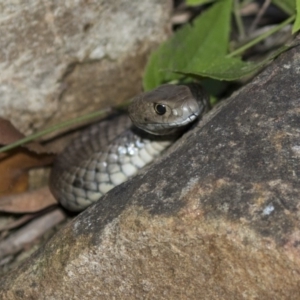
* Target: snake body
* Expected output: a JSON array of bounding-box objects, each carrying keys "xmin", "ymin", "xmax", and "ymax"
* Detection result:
[{"xmin": 50, "ymin": 84, "xmax": 209, "ymax": 211}]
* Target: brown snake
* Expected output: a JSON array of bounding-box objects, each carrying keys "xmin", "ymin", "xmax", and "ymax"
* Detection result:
[{"xmin": 49, "ymin": 84, "xmax": 209, "ymax": 211}]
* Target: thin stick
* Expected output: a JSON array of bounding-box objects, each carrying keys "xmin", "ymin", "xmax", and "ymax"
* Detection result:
[
  {"xmin": 0, "ymin": 108, "xmax": 111, "ymax": 154},
  {"xmin": 228, "ymin": 15, "xmax": 295, "ymax": 58},
  {"xmin": 234, "ymin": 0, "xmax": 245, "ymax": 40},
  {"xmin": 248, "ymin": 0, "xmax": 272, "ymax": 34}
]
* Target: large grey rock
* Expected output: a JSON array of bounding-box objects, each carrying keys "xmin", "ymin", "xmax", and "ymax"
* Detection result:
[
  {"xmin": 1, "ymin": 39, "xmax": 300, "ymax": 300},
  {"xmin": 0, "ymin": 0, "xmax": 172, "ymax": 135}
]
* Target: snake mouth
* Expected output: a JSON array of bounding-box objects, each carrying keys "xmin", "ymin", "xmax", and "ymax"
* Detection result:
[
  {"xmin": 168, "ymin": 112, "xmax": 199, "ymax": 127},
  {"xmin": 135, "ymin": 112, "xmax": 200, "ymax": 135}
]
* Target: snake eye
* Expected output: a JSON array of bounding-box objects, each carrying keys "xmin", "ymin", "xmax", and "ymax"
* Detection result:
[{"xmin": 154, "ymin": 103, "xmax": 166, "ymax": 115}]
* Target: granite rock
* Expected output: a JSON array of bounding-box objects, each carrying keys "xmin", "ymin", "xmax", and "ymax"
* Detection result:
[{"xmin": 0, "ymin": 0, "xmax": 172, "ymax": 135}]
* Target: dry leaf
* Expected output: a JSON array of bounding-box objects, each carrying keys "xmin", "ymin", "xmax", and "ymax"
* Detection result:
[
  {"xmin": 0, "ymin": 187, "xmax": 58, "ymax": 213},
  {"xmin": 0, "ymin": 150, "xmax": 54, "ymax": 196},
  {"xmin": 0, "ymin": 118, "xmax": 48, "ymax": 154},
  {"xmin": 0, "ymin": 118, "xmax": 25, "ymax": 144},
  {"xmin": 0, "ymin": 117, "xmax": 54, "ymax": 196}
]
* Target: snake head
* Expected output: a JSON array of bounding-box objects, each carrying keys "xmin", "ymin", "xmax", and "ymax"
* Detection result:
[{"xmin": 128, "ymin": 84, "xmax": 209, "ymax": 135}]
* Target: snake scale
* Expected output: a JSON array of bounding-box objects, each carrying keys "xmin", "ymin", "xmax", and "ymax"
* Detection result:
[{"xmin": 49, "ymin": 83, "xmax": 209, "ymax": 211}]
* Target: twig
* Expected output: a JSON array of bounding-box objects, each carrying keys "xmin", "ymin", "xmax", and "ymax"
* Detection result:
[
  {"xmin": 228, "ymin": 15, "xmax": 295, "ymax": 58},
  {"xmin": 0, "ymin": 208, "xmax": 66, "ymax": 259},
  {"xmin": 0, "ymin": 108, "xmax": 111, "ymax": 154},
  {"xmin": 234, "ymin": 0, "xmax": 245, "ymax": 40},
  {"xmin": 248, "ymin": 0, "xmax": 272, "ymax": 34}
]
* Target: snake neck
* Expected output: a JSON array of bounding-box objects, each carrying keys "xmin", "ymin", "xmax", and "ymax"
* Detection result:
[{"xmin": 131, "ymin": 123, "xmax": 182, "ymax": 142}]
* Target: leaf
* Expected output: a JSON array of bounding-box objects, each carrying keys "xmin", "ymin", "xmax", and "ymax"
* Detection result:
[
  {"xmin": 0, "ymin": 150, "xmax": 53, "ymax": 197},
  {"xmin": 0, "ymin": 118, "xmax": 48, "ymax": 154},
  {"xmin": 175, "ymin": 57, "xmax": 256, "ymax": 81},
  {"xmin": 0, "ymin": 118, "xmax": 54, "ymax": 197},
  {"xmin": 143, "ymin": 0, "xmax": 233, "ymax": 90},
  {"xmin": 176, "ymin": 45, "xmax": 291, "ymax": 81},
  {"xmin": 144, "ymin": 0, "xmax": 293, "ymax": 88},
  {"xmin": 186, "ymin": 0, "xmax": 215, "ymax": 6},
  {"xmin": 0, "ymin": 187, "xmax": 57, "ymax": 213},
  {"xmin": 271, "ymin": 0, "xmax": 296, "ymax": 16}
]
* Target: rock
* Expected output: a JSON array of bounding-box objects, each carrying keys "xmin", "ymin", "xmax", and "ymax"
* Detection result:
[
  {"xmin": 0, "ymin": 0, "xmax": 172, "ymax": 135},
  {"xmin": 1, "ymin": 37, "xmax": 300, "ymax": 300}
]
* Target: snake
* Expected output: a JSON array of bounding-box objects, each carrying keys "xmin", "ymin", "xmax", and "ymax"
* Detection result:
[{"xmin": 49, "ymin": 83, "xmax": 209, "ymax": 211}]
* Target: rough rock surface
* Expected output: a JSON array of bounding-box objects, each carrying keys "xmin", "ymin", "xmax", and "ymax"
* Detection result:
[
  {"xmin": 1, "ymin": 39, "xmax": 300, "ymax": 300},
  {"xmin": 0, "ymin": 0, "xmax": 172, "ymax": 135}
]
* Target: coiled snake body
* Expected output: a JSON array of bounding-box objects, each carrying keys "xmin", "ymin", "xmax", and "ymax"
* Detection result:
[{"xmin": 50, "ymin": 84, "xmax": 209, "ymax": 211}]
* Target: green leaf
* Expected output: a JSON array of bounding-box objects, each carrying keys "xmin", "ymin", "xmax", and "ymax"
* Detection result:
[
  {"xmin": 292, "ymin": 0, "xmax": 300, "ymax": 33},
  {"xmin": 271, "ymin": 0, "xmax": 295, "ymax": 15},
  {"xmin": 143, "ymin": 0, "xmax": 233, "ymax": 90},
  {"xmin": 143, "ymin": 0, "xmax": 293, "ymax": 90},
  {"xmin": 178, "ymin": 46, "xmax": 290, "ymax": 81},
  {"xmin": 175, "ymin": 57, "xmax": 255, "ymax": 81},
  {"xmin": 175, "ymin": 45, "xmax": 291, "ymax": 81},
  {"xmin": 186, "ymin": 0, "xmax": 215, "ymax": 6}
]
